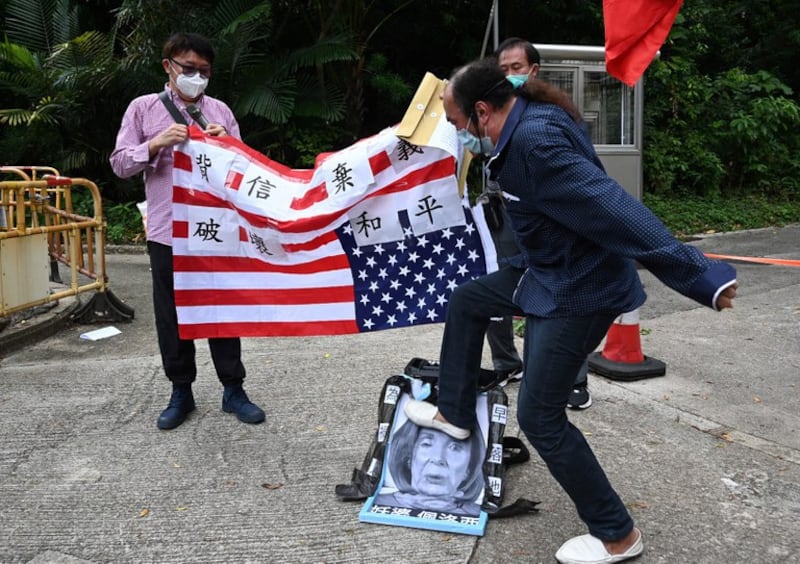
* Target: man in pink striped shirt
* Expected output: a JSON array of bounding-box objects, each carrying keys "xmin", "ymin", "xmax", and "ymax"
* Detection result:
[{"xmin": 110, "ymin": 32, "xmax": 265, "ymax": 430}]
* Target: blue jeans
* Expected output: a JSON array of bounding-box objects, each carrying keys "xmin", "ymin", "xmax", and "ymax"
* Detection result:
[
  {"xmin": 518, "ymin": 314, "xmax": 633, "ymax": 541},
  {"xmin": 486, "ymin": 316, "xmax": 590, "ymax": 387},
  {"xmin": 436, "ymin": 267, "xmax": 632, "ymax": 541},
  {"xmin": 437, "ymin": 266, "xmax": 524, "ymax": 427}
]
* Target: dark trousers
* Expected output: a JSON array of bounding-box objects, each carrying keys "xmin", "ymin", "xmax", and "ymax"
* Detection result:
[
  {"xmin": 436, "ymin": 266, "xmax": 632, "ymax": 541},
  {"xmin": 485, "ymin": 202, "xmax": 525, "ymax": 373},
  {"xmin": 437, "ymin": 266, "xmax": 526, "ymax": 426},
  {"xmin": 148, "ymin": 242, "xmax": 246, "ymax": 387},
  {"xmin": 517, "ymin": 314, "xmax": 631, "ymax": 541},
  {"xmin": 485, "ymin": 315, "xmax": 523, "ymax": 372},
  {"xmin": 484, "ymin": 282, "xmax": 589, "ymax": 386}
]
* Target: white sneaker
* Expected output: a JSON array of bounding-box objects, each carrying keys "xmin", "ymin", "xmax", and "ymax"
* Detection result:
[
  {"xmin": 555, "ymin": 529, "xmax": 643, "ymax": 564},
  {"xmin": 403, "ymin": 399, "xmax": 471, "ymax": 440}
]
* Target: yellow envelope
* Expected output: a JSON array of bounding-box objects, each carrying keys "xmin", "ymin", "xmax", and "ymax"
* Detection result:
[{"xmin": 397, "ymin": 72, "xmax": 471, "ymax": 197}]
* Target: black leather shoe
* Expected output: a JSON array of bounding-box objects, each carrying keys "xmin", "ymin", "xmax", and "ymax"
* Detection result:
[
  {"xmin": 222, "ymin": 385, "xmax": 265, "ymax": 424},
  {"xmin": 157, "ymin": 386, "xmax": 196, "ymax": 430}
]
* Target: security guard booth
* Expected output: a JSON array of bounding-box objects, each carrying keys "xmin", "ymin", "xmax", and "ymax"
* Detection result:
[{"xmin": 534, "ymin": 44, "xmax": 644, "ymax": 200}]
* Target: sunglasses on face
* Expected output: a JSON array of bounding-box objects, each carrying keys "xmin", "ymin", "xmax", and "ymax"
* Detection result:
[{"xmin": 169, "ymin": 58, "xmax": 211, "ymax": 78}]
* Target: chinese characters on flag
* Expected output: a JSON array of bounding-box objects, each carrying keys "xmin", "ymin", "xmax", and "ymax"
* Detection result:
[{"xmin": 171, "ymin": 126, "xmax": 492, "ymax": 339}]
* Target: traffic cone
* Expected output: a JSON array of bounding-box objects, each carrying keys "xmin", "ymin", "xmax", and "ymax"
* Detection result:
[{"xmin": 588, "ymin": 308, "xmax": 666, "ymax": 381}]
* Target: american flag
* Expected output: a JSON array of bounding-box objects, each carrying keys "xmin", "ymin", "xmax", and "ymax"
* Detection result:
[{"xmin": 172, "ymin": 126, "xmax": 493, "ymax": 339}]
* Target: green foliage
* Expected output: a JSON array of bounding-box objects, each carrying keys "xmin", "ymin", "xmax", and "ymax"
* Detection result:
[
  {"xmin": 258, "ymin": 122, "xmax": 355, "ymax": 169},
  {"xmin": 644, "ymin": 65, "xmax": 800, "ymax": 198},
  {"xmin": 643, "ymin": 6, "xmax": 800, "ymax": 201},
  {"xmin": 644, "ymin": 192, "xmax": 800, "ymax": 239},
  {"xmin": 111, "ymin": 0, "xmax": 358, "ymax": 129},
  {"xmin": 717, "ymin": 72, "xmax": 800, "ymax": 197},
  {"xmin": 512, "ymin": 316, "xmax": 525, "ymax": 339},
  {"xmin": 1, "ymin": 0, "xmax": 799, "ymax": 246},
  {"xmin": 364, "ymin": 53, "xmax": 413, "ymax": 106},
  {"xmin": 0, "ymin": 0, "xmax": 136, "ymax": 199},
  {"xmin": 644, "ymin": 127, "xmax": 725, "ymax": 197},
  {"xmin": 103, "ymin": 200, "xmax": 144, "ymax": 244},
  {"xmin": 68, "ymin": 191, "xmax": 144, "ymax": 244},
  {"xmin": 4, "ymin": 0, "xmax": 80, "ymax": 53}
]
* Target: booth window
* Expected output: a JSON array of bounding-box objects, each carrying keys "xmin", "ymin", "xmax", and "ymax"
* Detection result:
[
  {"xmin": 539, "ymin": 66, "xmax": 635, "ymax": 147},
  {"xmin": 534, "ymin": 44, "xmax": 644, "ymax": 199},
  {"xmin": 585, "ymin": 71, "xmax": 635, "ymax": 146}
]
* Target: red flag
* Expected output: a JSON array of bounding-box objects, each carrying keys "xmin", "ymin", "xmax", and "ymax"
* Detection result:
[{"xmin": 603, "ymin": 0, "xmax": 683, "ymax": 86}]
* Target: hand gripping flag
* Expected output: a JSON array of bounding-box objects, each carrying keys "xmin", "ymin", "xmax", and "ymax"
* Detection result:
[
  {"xmin": 603, "ymin": 0, "xmax": 683, "ymax": 86},
  {"xmin": 171, "ymin": 126, "xmax": 494, "ymax": 339}
]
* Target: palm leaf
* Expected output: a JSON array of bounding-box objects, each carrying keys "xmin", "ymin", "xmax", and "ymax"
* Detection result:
[
  {"xmin": 0, "ymin": 39, "xmax": 39, "ymax": 70},
  {"xmin": 49, "ymin": 31, "xmax": 114, "ymax": 69},
  {"xmin": 0, "ymin": 39, "xmax": 50, "ymax": 103},
  {"xmin": 51, "ymin": 0, "xmax": 80, "ymax": 44},
  {"xmin": 283, "ymin": 36, "xmax": 359, "ymax": 72},
  {"xmin": 0, "ymin": 107, "xmax": 35, "ymax": 126},
  {"xmin": 215, "ymin": 0, "xmax": 273, "ymax": 37},
  {"xmin": 234, "ymin": 77, "xmax": 297, "ymax": 123},
  {"xmin": 5, "ymin": 0, "xmax": 78, "ymax": 54},
  {"xmin": 0, "ymin": 98, "xmax": 61, "ymax": 125},
  {"xmin": 293, "ymin": 74, "xmax": 348, "ymax": 122},
  {"xmin": 5, "ymin": 0, "xmax": 54, "ymax": 53},
  {"xmin": 58, "ymin": 149, "xmax": 88, "ymax": 172}
]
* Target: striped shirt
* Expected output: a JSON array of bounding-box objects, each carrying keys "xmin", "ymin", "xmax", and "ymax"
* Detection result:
[{"xmin": 109, "ymin": 84, "xmax": 241, "ymax": 246}]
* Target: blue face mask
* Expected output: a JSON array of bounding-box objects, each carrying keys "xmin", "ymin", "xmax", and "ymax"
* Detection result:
[
  {"xmin": 506, "ymin": 74, "xmax": 528, "ymax": 89},
  {"xmin": 457, "ymin": 118, "xmax": 495, "ymax": 156},
  {"xmin": 457, "ymin": 128, "xmax": 483, "ymax": 154}
]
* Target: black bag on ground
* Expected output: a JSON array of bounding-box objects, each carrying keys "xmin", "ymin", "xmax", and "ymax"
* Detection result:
[{"xmin": 334, "ymin": 359, "xmax": 539, "ymax": 519}]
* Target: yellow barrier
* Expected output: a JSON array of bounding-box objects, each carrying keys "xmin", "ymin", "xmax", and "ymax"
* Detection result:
[{"xmin": 0, "ymin": 166, "xmax": 134, "ymax": 323}]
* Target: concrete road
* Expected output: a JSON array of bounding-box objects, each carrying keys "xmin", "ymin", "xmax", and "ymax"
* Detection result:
[{"xmin": 1, "ymin": 225, "xmax": 798, "ymax": 563}]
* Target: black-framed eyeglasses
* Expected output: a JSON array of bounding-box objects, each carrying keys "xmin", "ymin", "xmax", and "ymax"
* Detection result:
[{"xmin": 169, "ymin": 58, "xmax": 211, "ymax": 78}]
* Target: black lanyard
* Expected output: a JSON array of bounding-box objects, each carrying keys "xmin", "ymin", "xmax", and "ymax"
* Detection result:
[{"xmin": 158, "ymin": 91, "xmax": 187, "ymax": 125}]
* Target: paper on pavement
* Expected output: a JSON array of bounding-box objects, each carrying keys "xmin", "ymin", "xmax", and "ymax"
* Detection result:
[{"xmin": 80, "ymin": 326, "xmax": 122, "ymax": 341}]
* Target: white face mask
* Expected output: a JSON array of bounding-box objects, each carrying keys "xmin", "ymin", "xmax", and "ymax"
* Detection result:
[{"xmin": 175, "ymin": 72, "xmax": 208, "ymax": 99}]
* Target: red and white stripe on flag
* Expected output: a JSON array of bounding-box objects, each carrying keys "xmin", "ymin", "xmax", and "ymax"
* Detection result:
[
  {"xmin": 172, "ymin": 127, "xmax": 491, "ymax": 339},
  {"xmin": 603, "ymin": 0, "xmax": 683, "ymax": 86}
]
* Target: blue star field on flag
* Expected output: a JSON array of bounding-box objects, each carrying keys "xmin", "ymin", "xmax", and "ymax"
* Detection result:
[{"xmin": 337, "ymin": 207, "xmax": 487, "ymax": 332}]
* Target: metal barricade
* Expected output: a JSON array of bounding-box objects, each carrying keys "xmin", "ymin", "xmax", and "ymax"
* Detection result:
[
  {"xmin": 2, "ymin": 165, "xmax": 64, "ymax": 283},
  {"xmin": 0, "ymin": 166, "xmax": 134, "ymax": 323}
]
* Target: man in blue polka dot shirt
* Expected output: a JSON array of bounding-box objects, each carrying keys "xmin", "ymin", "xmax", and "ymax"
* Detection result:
[
  {"xmin": 406, "ymin": 57, "xmax": 737, "ymax": 564},
  {"xmin": 484, "ymin": 37, "xmax": 593, "ymax": 411}
]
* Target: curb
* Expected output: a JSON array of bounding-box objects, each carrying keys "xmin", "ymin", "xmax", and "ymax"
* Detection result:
[
  {"xmin": 106, "ymin": 244, "xmax": 147, "ymax": 255},
  {"xmin": 0, "ymin": 248, "xmax": 144, "ymax": 358},
  {"xmin": 0, "ymin": 294, "xmax": 81, "ymax": 358}
]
